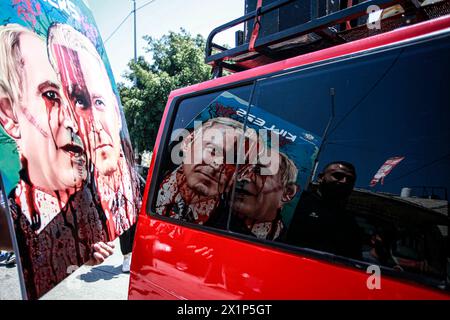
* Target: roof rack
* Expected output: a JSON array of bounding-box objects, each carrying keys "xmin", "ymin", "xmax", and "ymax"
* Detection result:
[{"xmin": 205, "ymin": 0, "xmax": 450, "ymax": 77}]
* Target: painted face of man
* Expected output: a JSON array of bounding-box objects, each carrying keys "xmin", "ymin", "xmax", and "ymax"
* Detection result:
[
  {"xmin": 77, "ymin": 50, "xmax": 121, "ymax": 176},
  {"xmin": 50, "ymin": 42, "xmax": 122, "ymax": 177},
  {"xmin": 14, "ymin": 33, "xmax": 86, "ymax": 191},
  {"xmin": 232, "ymin": 154, "xmax": 285, "ymax": 223},
  {"xmin": 182, "ymin": 123, "xmax": 239, "ymax": 197}
]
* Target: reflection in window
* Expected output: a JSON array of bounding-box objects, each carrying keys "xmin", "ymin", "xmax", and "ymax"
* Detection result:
[
  {"xmin": 282, "ymin": 33, "xmax": 449, "ymax": 287},
  {"xmin": 153, "ymin": 86, "xmax": 253, "ymax": 225},
  {"xmin": 154, "ymin": 90, "xmax": 322, "ymax": 240}
]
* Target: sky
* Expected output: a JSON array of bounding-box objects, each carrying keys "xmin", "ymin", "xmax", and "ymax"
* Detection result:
[{"xmin": 88, "ymin": 0, "xmax": 245, "ymax": 84}]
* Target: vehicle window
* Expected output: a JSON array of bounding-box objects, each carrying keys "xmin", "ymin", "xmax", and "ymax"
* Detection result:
[
  {"xmin": 150, "ymin": 85, "xmax": 254, "ymax": 224},
  {"xmin": 281, "ymin": 35, "xmax": 449, "ymax": 288},
  {"xmin": 151, "ymin": 74, "xmax": 326, "ymax": 230}
]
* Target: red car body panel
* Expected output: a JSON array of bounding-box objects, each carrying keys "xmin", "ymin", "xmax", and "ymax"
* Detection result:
[{"xmin": 129, "ymin": 15, "xmax": 450, "ymax": 300}]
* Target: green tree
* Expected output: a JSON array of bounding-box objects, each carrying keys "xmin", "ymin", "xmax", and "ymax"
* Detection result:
[{"xmin": 119, "ymin": 28, "xmax": 212, "ymax": 153}]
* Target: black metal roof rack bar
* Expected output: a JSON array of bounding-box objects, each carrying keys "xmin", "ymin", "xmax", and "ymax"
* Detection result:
[
  {"xmin": 205, "ymin": 0, "xmax": 297, "ymax": 59},
  {"xmin": 205, "ymin": 0, "xmax": 422, "ymax": 71},
  {"xmin": 252, "ymin": 0, "xmax": 406, "ymax": 48}
]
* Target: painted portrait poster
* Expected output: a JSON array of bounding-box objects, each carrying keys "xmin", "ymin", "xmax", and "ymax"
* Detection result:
[
  {"xmin": 0, "ymin": 0, "xmax": 140, "ymax": 299},
  {"xmin": 155, "ymin": 91, "xmax": 321, "ymax": 241}
]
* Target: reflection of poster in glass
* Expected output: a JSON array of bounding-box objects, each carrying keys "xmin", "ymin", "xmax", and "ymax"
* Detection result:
[
  {"xmin": 0, "ymin": 0, "xmax": 140, "ymax": 299},
  {"xmin": 156, "ymin": 91, "xmax": 321, "ymax": 241}
]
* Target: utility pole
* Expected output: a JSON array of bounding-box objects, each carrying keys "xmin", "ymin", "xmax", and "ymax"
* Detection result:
[
  {"xmin": 133, "ymin": 0, "xmax": 137, "ymax": 64},
  {"xmin": 133, "ymin": 0, "xmax": 138, "ymax": 86},
  {"xmin": 133, "ymin": 0, "xmax": 138, "ymax": 156}
]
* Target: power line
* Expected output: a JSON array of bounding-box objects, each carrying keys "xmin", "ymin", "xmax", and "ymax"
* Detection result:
[
  {"xmin": 104, "ymin": 11, "xmax": 132, "ymax": 43},
  {"xmin": 104, "ymin": 0, "xmax": 157, "ymax": 44},
  {"xmin": 137, "ymin": 0, "xmax": 157, "ymax": 11}
]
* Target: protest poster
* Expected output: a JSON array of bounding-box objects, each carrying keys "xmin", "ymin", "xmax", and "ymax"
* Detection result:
[{"xmin": 0, "ymin": 0, "xmax": 140, "ymax": 299}]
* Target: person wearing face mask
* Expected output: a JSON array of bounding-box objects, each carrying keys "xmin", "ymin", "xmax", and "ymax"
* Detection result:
[{"xmin": 286, "ymin": 161, "xmax": 362, "ymax": 260}]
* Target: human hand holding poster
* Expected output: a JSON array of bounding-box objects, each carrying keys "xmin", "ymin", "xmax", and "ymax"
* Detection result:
[
  {"xmin": 0, "ymin": 0, "xmax": 140, "ymax": 299},
  {"xmin": 156, "ymin": 91, "xmax": 321, "ymax": 241}
]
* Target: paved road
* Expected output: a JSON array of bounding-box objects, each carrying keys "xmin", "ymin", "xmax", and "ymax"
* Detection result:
[
  {"xmin": 0, "ymin": 238, "xmax": 129, "ymax": 300},
  {"xmin": 0, "ymin": 257, "xmax": 21, "ymax": 300}
]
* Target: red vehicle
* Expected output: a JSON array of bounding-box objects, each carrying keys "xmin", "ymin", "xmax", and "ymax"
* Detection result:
[{"xmin": 129, "ymin": 0, "xmax": 450, "ymax": 299}]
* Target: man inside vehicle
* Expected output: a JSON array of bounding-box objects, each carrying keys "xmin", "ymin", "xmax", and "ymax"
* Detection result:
[{"xmin": 286, "ymin": 161, "xmax": 362, "ymax": 259}]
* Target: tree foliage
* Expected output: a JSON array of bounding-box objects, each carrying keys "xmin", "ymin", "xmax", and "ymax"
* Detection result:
[{"xmin": 119, "ymin": 28, "xmax": 212, "ymax": 153}]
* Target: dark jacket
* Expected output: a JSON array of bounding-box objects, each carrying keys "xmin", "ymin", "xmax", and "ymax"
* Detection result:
[{"xmin": 286, "ymin": 189, "xmax": 362, "ymax": 260}]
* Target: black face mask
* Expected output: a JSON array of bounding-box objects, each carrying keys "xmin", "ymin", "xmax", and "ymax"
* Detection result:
[{"xmin": 319, "ymin": 182, "xmax": 353, "ymax": 202}]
